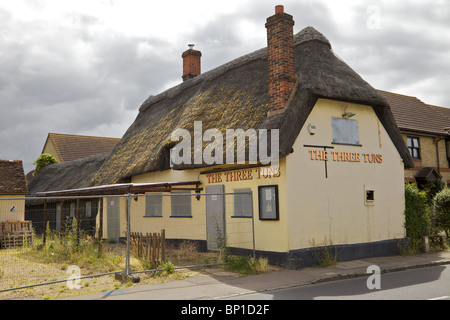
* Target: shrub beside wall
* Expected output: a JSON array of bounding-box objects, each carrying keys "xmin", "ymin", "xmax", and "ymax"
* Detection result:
[
  {"xmin": 404, "ymin": 183, "xmax": 430, "ymax": 240},
  {"xmin": 433, "ymin": 188, "xmax": 450, "ymax": 238}
]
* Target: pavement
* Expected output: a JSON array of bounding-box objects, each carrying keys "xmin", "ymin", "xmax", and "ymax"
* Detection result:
[{"xmin": 63, "ymin": 250, "xmax": 450, "ymax": 300}]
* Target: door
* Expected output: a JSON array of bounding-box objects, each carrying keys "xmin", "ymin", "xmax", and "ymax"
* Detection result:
[
  {"xmin": 206, "ymin": 185, "xmax": 225, "ymax": 251},
  {"xmin": 106, "ymin": 197, "xmax": 120, "ymax": 243}
]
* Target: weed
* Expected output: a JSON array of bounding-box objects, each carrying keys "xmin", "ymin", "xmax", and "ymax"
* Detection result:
[
  {"xmin": 310, "ymin": 238, "xmax": 339, "ymax": 267},
  {"xmin": 225, "ymin": 256, "xmax": 269, "ymax": 275}
]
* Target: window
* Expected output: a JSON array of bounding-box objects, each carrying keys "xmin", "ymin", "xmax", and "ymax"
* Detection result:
[
  {"xmin": 364, "ymin": 185, "xmax": 375, "ymax": 206},
  {"xmin": 258, "ymin": 185, "xmax": 279, "ymax": 220},
  {"xmin": 331, "ymin": 118, "xmax": 361, "ymax": 146},
  {"xmin": 171, "ymin": 192, "xmax": 192, "ymax": 217},
  {"xmin": 70, "ymin": 202, "xmax": 75, "ymax": 218},
  {"xmin": 233, "ymin": 189, "xmax": 253, "ymax": 218},
  {"xmin": 407, "ymin": 137, "xmax": 420, "ymax": 159},
  {"xmin": 145, "ymin": 194, "xmax": 163, "ymax": 217},
  {"xmin": 85, "ymin": 202, "xmax": 92, "ymax": 218}
]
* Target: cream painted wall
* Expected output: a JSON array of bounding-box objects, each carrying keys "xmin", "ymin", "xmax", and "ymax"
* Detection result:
[
  {"xmin": 131, "ymin": 162, "xmax": 289, "ymax": 253},
  {"xmin": 0, "ymin": 195, "xmax": 25, "ymax": 222},
  {"xmin": 123, "ymin": 98, "xmax": 405, "ymax": 254},
  {"xmin": 285, "ymin": 99, "xmax": 406, "ymax": 251}
]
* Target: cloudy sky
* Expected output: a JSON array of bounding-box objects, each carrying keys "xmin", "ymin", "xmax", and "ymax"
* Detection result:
[{"xmin": 1, "ymin": 0, "xmax": 449, "ymax": 173}]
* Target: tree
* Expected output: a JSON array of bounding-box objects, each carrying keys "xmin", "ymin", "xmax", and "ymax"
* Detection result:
[{"xmin": 33, "ymin": 153, "xmax": 58, "ymax": 175}]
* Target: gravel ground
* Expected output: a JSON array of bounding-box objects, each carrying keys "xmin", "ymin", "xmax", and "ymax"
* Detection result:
[{"xmin": 0, "ymin": 244, "xmax": 220, "ymax": 300}]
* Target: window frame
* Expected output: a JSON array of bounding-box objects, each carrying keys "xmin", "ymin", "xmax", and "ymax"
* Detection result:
[
  {"xmin": 233, "ymin": 188, "xmax": 253, "ymax": 218},
  {"xmin": 331, "ymin": 117, "xmax": 362, "ymax": 146},
  {"xmin": 145, "ymin": 193, "xmax": 163, "ymax": 217},
  {"xmin": 258, "ymin": 185, "xmax": 279, "ymax": 221},
  {"xmin": 170, "ymin": 191, "xmax": 192, "ymax": 218},
  {"xmin": 407, "ymin": 136, "xmax": 421, "ymax": 159},
  {"xmin": 85, "ymin": 201, "xmax": 92, "ymax": 218}
]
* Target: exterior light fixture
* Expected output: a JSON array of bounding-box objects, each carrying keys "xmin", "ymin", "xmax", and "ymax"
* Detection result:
[{"xmin": 342, "ymin": 105, "xmax": 356, "ymax": 119}]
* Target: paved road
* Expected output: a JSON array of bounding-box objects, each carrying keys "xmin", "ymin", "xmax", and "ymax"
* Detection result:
[{"xmin": 222, "ymin": 265, "xmax": 450, "ymax": 300}]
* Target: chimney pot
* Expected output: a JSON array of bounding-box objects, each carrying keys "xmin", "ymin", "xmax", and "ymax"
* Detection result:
[{"xmin": 275, "ymin": 5, "xmax": 284, "ymax": 14}]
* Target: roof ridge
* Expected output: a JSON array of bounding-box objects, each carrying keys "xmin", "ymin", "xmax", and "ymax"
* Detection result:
[
  {"xmin": 49, "ymin": 132, "xmax": 120, "ymax": 140},
  {"xmin": 139, "ymin": 26, "xmax": 331, "ymax": 113},
  {"xmin": 377, "ymin": 89, "xmax": 422, "ymax": 101}
]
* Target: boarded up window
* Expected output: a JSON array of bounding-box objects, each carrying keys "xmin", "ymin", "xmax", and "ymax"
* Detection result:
[
  {"xmin": 233, "ymin": 189, "xmax": 253, "ymax": 217},
  {"xmin": 145, "ymin": 193, "xmax": 163, "ymax": 217},
  {"xmin": 171, "ymin": 192, "xmax": 192, "ymax": 217},
  {"xmin": 332, "ymin": 118, "xmax": 360, "ymax": 145}
]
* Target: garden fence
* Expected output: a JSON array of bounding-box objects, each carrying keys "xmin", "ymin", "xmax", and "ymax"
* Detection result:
[{"xmin": 0, "ymin": 191, "xmax": 255, "ymax": 298}]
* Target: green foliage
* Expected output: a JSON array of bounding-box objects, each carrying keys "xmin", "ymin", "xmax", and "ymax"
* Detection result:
[
  {"xmin": 224, "ymin": 256, "xmax": 269, "ymax": 275},
  {"xmin": 155, "ymin": 261, "xmax": 176, "ymax": 276},
  {"xmin": 309, "ymin": 238, "xmax": 339, "ymax": 267},
  {"xmin": 215, "ymin": 222, "xmax": 230, "ymax": 263},
  {"xmin": 161, "ymin": 261, "xmax": 175, "ymax": 274},
  {"xmin": 420, "ymin": 179, "xmax": 445, "ymax": 206},
  {"xmin": 404, "ymin": 183, "xmax": 431, "ymax": 239},
  {"xmin": 33, "ymin": 153, "xmax": 58, "ymax": 175},
  {"xmin": 433, "ymin": 188, "xmax": 450, "ymax": 237}
]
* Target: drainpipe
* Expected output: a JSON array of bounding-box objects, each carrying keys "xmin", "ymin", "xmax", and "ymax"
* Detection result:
[{"xmin": 435, "ymin": 136, "xmax": 442, "ymax": 174}]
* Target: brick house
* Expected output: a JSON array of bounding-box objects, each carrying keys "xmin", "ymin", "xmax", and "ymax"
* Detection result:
[
  {"xmin": 0, "ymin": 160, "xmax": 27, "ymax": 222},
  {"xmin": 380, "ymin": 91, "xmax": 450, "ymax": 186}
]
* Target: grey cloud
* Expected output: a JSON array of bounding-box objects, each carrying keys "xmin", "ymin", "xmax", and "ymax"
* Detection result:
[{"xmin": 1, "ymin": 1, "xmax": 449, "ymax": 174}]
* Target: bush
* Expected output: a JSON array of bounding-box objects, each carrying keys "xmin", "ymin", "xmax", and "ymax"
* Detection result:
[
  {"xmin": 404, "ymin": 183, "xmax": 430, "ymax": 239},
  {"xmin": 33, "ymin": 153, "xmax": 58, "ymax": 175},
  {"xmin": 420, "ymin": 179, "xmax": 445, "ymax": 206},
  {"xmin": 433, "ymin": 188, "xmax": 450, "ymax": 237}
]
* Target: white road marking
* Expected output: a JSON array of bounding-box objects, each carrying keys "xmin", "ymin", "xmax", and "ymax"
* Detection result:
[{"xmin": 428, "ymin": 296, "xmax": 450, "ymax": 300}]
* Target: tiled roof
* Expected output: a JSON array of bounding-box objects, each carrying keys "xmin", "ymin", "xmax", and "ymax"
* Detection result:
[
  {"xmin": 0, "ymin": 160, "xmax": 27, "ymax": 195},
  {"xmin": 379, "ymin": 90, "xmax": 450, "ymax": 136},
  {"xmin": 45, "ymin": 133, "xmax": 120, "ymax": 163}
]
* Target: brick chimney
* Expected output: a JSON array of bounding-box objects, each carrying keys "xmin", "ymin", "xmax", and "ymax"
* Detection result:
[
  {"xmin": 182, "ymin": 44, "xmax": 202, "ymax": 82},
  {"xmin": 265, "ymin": 5, "xmax": 296, "ymax": 116}
]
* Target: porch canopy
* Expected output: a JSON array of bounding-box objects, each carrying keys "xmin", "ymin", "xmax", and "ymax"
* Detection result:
[{"xmin": 35, "ymin": 181, "xmax": 202, "ymax": 198}]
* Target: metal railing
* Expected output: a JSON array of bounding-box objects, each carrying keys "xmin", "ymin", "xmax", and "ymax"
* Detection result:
[{"xmin": 0, "ymin": 191, "xmax": 255, "ymax": 298}]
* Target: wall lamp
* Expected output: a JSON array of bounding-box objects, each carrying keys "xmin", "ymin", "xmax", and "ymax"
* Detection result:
[{"xmin": 342, "ymin": 105, "xmax": 356, "ymax": 119}]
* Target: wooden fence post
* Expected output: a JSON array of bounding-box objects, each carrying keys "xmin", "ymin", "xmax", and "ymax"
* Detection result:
[{"xmin": 161, "ymin": 229, "xmax": 165, "ymax": 262}]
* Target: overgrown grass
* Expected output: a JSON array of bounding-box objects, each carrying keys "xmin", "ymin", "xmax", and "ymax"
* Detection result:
[
  {"xmin": 224, "ymin": 256, "xmax": 269, "ymax": 275},
  {"xmin": 21, "ymin": 220, "xmax": 123, "ymax": 273}
]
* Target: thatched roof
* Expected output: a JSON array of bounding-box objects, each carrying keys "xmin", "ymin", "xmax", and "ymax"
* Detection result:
[
  {"xmin": 91, "ymin": 26, "xmax": 413, "ymax": 185},
  {"xmin": 27, "ymin": 153, "xmax": 109, "ymax": 197}
]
